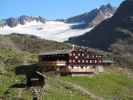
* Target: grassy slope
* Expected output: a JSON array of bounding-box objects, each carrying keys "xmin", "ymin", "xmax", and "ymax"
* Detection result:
[
  {"xmin": 0, "ymin": 48, "xmax": 37, "ymax": 99},
  {"xmin": 0, "ymin": 34, "xmax": 133, "ymax": 100},
  {"xmin": 0, "ymin": 48, "xmax": 133, "ymax": 100},
  {"xmin": 0, "ymin": 33, "xmax": 71, "ymax": 53},
  {"xmin": 44, "ymin": 77, "xmax": 92, "ymax": 100},
  {"xmin": 62, "ymin": 67, "xmax": 133, "ymax": 100},
  {"xmin": 0, "ymin": 34, "xmax": 71, "ymax": 99}
]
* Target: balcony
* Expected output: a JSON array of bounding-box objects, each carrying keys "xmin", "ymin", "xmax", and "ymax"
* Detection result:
[
  {"xmin": 40, "ymin": 61, "xmax": 66, "ymax": 66},
  {"xmin": 56, "ymin": 61, "xmax": 66, "ymax": 66},
  {"xmin": 59, "ymin": 66, "xmax": 96, "ymax": 73}
]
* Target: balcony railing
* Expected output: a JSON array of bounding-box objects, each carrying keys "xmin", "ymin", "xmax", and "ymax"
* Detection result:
[
  {"xmin": 60, "ymin": 67, "xmax": 96, "ymax": 73},
  {"xmin": 40, "ymin": 61, "xmax": 66, "ymax": 66}
]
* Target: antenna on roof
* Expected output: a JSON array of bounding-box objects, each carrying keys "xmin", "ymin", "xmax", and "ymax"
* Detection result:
[{"xmin": 72, "ymin": 44, "xmax": 75, "ymax": 50}]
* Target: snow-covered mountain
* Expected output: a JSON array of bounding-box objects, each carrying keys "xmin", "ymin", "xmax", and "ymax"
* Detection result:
[
  {"xmin": 0, "ymin": 4, "xmax": 116, "ymax": 42},
  {"xmin": 0, "ymin": 20, "xmax": 93, "ymax": 42}
]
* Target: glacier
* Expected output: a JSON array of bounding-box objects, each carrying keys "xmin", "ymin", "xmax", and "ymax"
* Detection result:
[{"xmin": 0, "ymin": 20, "xmax": 93, "ymax": 42}]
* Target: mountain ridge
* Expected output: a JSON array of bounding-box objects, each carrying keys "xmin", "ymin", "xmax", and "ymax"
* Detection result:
[
  {"xmin": 68, "ymin": 0, "xmax": 133, "ymax": 50},
  {"xmin": 66, "ymin": 4, "xmax": 116, "ymax": 28},
  {"xmin": 0, "ymin": 4, "xmax": 116, "ymax": 42},
  {"xmin": 2, "ymin": 15, "xmax": 46, "ymax": 27}
]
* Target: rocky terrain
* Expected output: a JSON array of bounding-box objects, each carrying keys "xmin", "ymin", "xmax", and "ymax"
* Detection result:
[{"xmin": 67, "ymin": 4, "xmax": 116, "ymax": 29}]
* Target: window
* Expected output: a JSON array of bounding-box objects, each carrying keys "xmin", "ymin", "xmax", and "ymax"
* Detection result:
[
  {"xmin": 69, "ymin": 60, "xmax": 72, "ymax": 63},
  {"xmin": 78, "ymin": 60, "xmax": 81, "ymax": 63},
  {"xmin": 73, "ymin": 52, "xmax": 76, "ymax": 56},
  {"xmin": 82, "ymin": 60, "xmax": 85, "ymax": 63},
  {"xmin": 73, "ymin": 60, "xmax": 75, "ymax": 63},
  {"xmin": 90, "ymin": 60, "xmax": 92, "ymax": 63},
  {"xmin": 99, "ymin": 60, "xmax": 102, "ymax": 63},
  {"xmin": 86, "ymin": 60, "xmax": 88, "ymax": 63},
  {"xmin": 75, "ymin": 56, "xmax": 78, "ymax": 59},
  {"xmin": 68, "ymin": 66, "xmax": 71, "ymax": 69},
  {"xmin": 95, "ymin": 60, "xmax": 97, "ymax": 63}
]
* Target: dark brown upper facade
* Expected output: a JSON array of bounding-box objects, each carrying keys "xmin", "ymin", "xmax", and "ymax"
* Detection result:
[{"xmin": 39, "ymin": 47, "xmax": 104, "ymax": 66}]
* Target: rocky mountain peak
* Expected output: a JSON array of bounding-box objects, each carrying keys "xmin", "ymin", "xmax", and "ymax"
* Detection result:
[
  {"xmin": 66, "ymin": 4, "xmax": 116, "ymax": 29},
  {"xmin": 6, "ymin": 17, "xmax": 18, "ymax": 27},
  {"xmin": 4, "ymin": 15, "xmax": 46, "ymax": 27},
  {"xmin": 99, "ymin": 4, "xmax": 114, "ymax": 11}
]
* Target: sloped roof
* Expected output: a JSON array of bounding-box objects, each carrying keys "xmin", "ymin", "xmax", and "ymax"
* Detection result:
[
  {"xmin": 39, "ymin": 46, "xmax": 102, "ymax": 56},
  {"xmin": 39, "ymin": 49, "xmax": 71, "ymax": 56}
]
